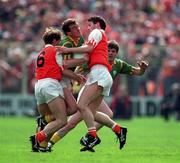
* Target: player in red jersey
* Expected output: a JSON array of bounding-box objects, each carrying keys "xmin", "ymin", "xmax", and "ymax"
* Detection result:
[
  {"xmin": 29, "ymin": 27, "xmax": 84, "ymax": 152},
  {"xmin": 57, "ymin": 16, "xmax": 115, "ymax": 151}
]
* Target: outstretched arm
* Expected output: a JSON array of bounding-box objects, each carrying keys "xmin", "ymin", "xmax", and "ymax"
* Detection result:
[
  {"xmin": 131, "ymin": 61, "xmax": 149, "ymax": 75},
  {"xmin": 63, "ymin": 56, "xmax": 88, "ymax": 69},
  {"xmin": 56, "ymin": 44, "xmax": 94, "ymax": 54}
]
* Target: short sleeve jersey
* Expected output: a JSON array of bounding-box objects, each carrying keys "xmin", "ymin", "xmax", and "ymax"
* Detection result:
[{"xmin": 87, "ymin": 29, "xmax": 111, "ymax": 71}]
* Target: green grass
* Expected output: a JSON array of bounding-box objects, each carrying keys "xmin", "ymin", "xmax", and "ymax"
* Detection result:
[{"xmin": 0, "ymin": 117, "xmax": 180, "ymax": 163}]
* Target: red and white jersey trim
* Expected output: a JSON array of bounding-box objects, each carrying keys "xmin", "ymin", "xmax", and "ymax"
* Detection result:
[{"xmin": 87, "ymin": 29, "xmax": 102, "ymax": 48}]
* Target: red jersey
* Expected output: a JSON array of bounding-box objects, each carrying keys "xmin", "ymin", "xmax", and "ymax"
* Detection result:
[
  {"xmin": 35, "ymin": 44, "xmax": 63, "ymax": 80},
  {"xmin": 87, "ymin": 29, "xmax": 111, "ymax": 71}
]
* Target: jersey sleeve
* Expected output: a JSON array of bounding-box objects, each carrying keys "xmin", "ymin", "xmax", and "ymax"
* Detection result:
[
  {"xmin": 87, "ymin": 29, "xmax": 102, "ymax": 48},
  {"xmin": 119, "ymin": 60, "xmax": 133, "ymax": 74},
  {"xmin": 55, "ymin": 51, "xmax": 63, "ymax": 70}
]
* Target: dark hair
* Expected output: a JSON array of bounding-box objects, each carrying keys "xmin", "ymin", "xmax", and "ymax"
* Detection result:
[
  {"xmin": 61, "ymin": 19, "xmax": 77, "ymax": 35},
  {"xmin": 88, "ymin": 16, "xmax": 106, "ymax": 30},
  {"xmin": 108, "ymin": 40, "xmax": 119, "ymax": 52},
  {"xmin": 42, "ymin": 27, "xmax": 61, "ymax": 44}
]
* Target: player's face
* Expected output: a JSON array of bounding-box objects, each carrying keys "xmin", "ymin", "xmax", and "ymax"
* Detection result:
[
  {"xmin": 108, "ymin": 48, "xmax": 117, "ymax": 62},
  {"xmin": 52, "ymin": 39, "xmax": 61, "ymax": 46},
  {"xmin": 69, "ymin": 23, "xmax": 81, "ymax": 38},
  {"xmin": 87, "ymin": 21, "xmax": 96, "ymax": 32}
]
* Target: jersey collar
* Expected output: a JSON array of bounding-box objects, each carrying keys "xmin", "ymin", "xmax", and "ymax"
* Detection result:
[
  {"xmin": 67, "ymin": 36, "xmax": 80, "ymax": 46},
  {"xmin": 45, "ymin": 44, "xmax": 53, "ymax": 47}
]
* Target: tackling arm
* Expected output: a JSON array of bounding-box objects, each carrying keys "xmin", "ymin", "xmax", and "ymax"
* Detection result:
[
  {"xmin": 56, "ymin": 44, "xmax": 94, "ymax": 54},
  {"xmin": 131, "ymin": 61, "xmax": 149, "ymax": 75},
  {"xmin": 63, "ymin": 57, "xmax": 88, "ymax": 69},
  {"xmin": 62, "ymin": 69, "xmax": 85, "ymax": 85}
]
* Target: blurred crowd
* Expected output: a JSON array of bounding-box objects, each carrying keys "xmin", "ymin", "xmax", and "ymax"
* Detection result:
[{"xmin": 0, "ymin": 0, "xmax": 179, "ymax": 97}]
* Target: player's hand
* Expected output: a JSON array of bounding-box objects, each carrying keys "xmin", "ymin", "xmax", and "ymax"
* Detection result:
[
  {"xmin": 56, "ymin": 46, "xmax": 70, "ymax": 53},
  {"xmin": 137, "ymin": 61, "xmax": 149, "ymax": 71},
  {"xmin": 75, "ymin": 74, "xmax": 86, "ymax": 85},
  {"xmin": 74, "ymin": 66, "xmax": 84, "ymax": 74}
]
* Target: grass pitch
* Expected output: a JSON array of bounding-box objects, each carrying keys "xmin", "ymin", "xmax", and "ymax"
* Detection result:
[{"xmin": 0, "ymin": 117, "xmax": 180, "ymax": 163}]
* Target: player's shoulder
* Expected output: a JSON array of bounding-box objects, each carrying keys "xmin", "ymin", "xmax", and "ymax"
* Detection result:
[
  {"xmin": 45, "ymin": 45, "xmax": 56, "ymax": 50},
  {"xmin": 114, "ymin": 58, "xmax": 123, "ymax": 65},
  {"xmin": 89, "ymin": 29, "xmax": 102, "ymax": 40},
  {"xmin": 91, "ymin": 28, "xmax": 101, "ymax": 35},
  {"xmin": 43, "ymin": 45, "xmax": 56, "ymax": 55}
]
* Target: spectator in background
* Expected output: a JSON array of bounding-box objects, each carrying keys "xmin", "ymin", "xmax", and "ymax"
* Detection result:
[
  {"xmin": 0, "ymin": 48, "xmax": 22, "ymax": 93},
  {"xmin": 161, "ymin": 83, "xmax": 180, "ymax": 121},
  {"xmin": 111, "ymin": 85, "xmax": 131, "ymax": 119},
  {"xmin": 174, "ymin": 84, "xmax": 180, "ymax": 121},
  {"xmin": 159, "ymin": 50, "xmax": 180, "ymax": 95},
  {"xmin": 0, "ymin": 0, "xmax": 179, "ymax": 95}
]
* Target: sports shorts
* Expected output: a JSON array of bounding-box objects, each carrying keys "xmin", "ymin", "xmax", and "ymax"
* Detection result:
[
  {"xmin": 77, "ymin": 64, "xmax": 113, "ymax": 100},
  {"xmin": 35, "ymin": 78, "xmax": 64, "ymax": 105}
]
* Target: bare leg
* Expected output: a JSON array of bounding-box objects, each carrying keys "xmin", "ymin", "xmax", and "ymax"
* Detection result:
[
  {"xmin": 38, "ymin": 103, "xmax": 52, "ymax": 116},
  {"xmin": 89, "ymin": 98, "xmax": 115, "ymax": 129},
  {"xmin": 78, "ymin": 82, "xmax": 103, "ymax": 129},
  {"xmin": 95, "ymin": 100, "xmax": 113, "ymax": 130},
  {"xmin": 40, "ymin": 96, "xmax": 67, "ymax": 138},
  {"xmin": 63, "ymin": 87, "xmax": 78, "ymax": 116},
  {"xmin": 56, "ymin": 111, "xmax": 82, "ymax": 138}
]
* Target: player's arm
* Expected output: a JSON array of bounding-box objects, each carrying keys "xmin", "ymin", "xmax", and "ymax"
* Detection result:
[
  {"xmin": 61, "ymin": 40, "xmax": 89, "ymax": 66},
  {"xmin": 57, "ymin": 29, "xmax": 102, "ymax": 54},
  {"xmin": 55, "ymin": 52, "xmax": 85, "ymax": 84},
  {"xmin": 131, "ymin": 61, "xmax": 149, "ymax": 75},
  {"xmin": 61, "ymin": 42, "xmax": 73, "ymax": 60},
  {"xmin": 62, "ymin": 69, "xmax": 85, "ymax": 85},
  {"xmin": 118, "ymin": 59, "xmax": 148, "ymax": 76},
  {"xmin": 63, "ymin": 57, "xmax": 88, "ymax": 69},
  {"xmin": 74, "ymin": 64, "xmax": 89, "ymax": 74},
  {"xmin": 58, "ymin": 39, "xmax": 92, "ymax": 54},
  {"xmin": 57, "ymin": 44, "xmax": 93, "ymax": 54}
]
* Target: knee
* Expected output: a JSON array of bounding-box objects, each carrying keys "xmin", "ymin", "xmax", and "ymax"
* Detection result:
[
  {"xmin": 77, "ymin": 103, "xmax": 86, "ymax": 112},
  {"xmin": 68, "ymin": 122, "xmax": 77, "ymax": 130}
]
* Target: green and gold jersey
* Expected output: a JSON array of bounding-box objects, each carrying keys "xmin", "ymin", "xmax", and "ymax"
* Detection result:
[
  {"xmin": 110, "ymin": 58, "xmax": 133, "ymax": 80},
  {"xmin": 59, "ymin": 35, "xmax": 84, "ymax": 60}
]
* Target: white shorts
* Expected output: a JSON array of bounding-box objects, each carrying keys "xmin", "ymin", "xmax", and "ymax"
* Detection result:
[
  {"xmin": 35, "ymin": 78, "xmax": 64, "ymax": 105},
  {"xmin": 84, "ymin": 64, "xmax": 113, "ymax": 96}
]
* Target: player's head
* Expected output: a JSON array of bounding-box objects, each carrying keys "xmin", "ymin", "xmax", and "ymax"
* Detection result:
[
  {"xmin": 108, "ymin": 40, "xmax": 119, "ymax": 63},
  {"xmin": 87, "ymin": 16, "xmax": 106, "ymax": 31},
  {"xmin": 42, "ymin": 27, "xmax": 61, "ymax": 45},
  {"xmin": 61, "ymin": 19, "xmax": 81, "ymax": 38}
]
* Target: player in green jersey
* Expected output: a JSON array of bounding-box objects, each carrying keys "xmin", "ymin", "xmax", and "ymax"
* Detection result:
[
  {"xmin": 60, "ymin": 19, "xmax": 85, "ymax": 61},
  {"xmin": 46, "ymin": 40, "xmax": 148, "ymax": 152},
  {"xmin": 58, "ymin": 19, "xmax": 88, "ymax": 116}
]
